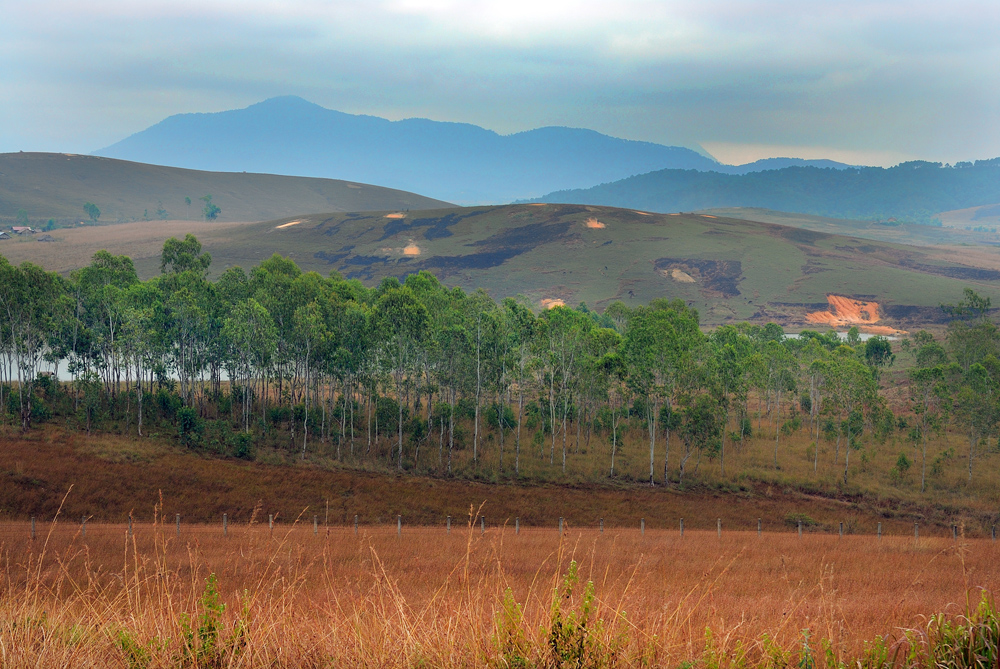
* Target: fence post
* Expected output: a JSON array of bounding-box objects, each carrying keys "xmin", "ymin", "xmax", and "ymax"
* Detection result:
[
  {"xmin": 757, "ymin": 518, "xmax": 761, "ymax": 536},
  {"xmin": 559, "ymin": 517, "xmax": 564, "ymax": 535},
  {"xmin": 993, "ymin": 525, "xmax": 996, "ymax": 542},
  {"xmin": 82, "ymin": 516, "xmax": 86, "ymax": 538},
  {"xmin": 481, "ymin": 517, "xmax": 485, "ymax": 535},
  {"xmin": 717, "ymin": 518, "xmax": 721, "ymax": 539},
  {"xmin": 952, "ymin": 524, "xmax": 957, "ymax": 541},
  {"xmin": 640, "ymin": 518, "xmax": 645, "ymax": 535},
  {"xmin": 680, "ymin": 518, "xmax": 684, "ymax": 538},
  {"xmin": 839, "ymin": 522, "xmax": 843, "ymax": 539},
  {"xmin": 313, "ymin": 515, "xmax": 318, "ymax": 535},
  {"xmin": 447, "ymin": 516, "xmax": 452, "ymax": 534},
  {"xmin": 914, "ymin": 522, "xmax": 918, "ymax": 541},
  {"xmin": 31, "ymin": 516, "xmax": 36, "ymax": 541},
  {"xmin": 128, "ymin": 513, "xmax": 133, "ymax": 539},
  {"xmin": 798, "ymin": 519, "xmax": 802, "ymax": 538},
  {"xmin": 223, "ymin": 513, "xmax": 227, "ymax": 537},
  {"xmin": 269, "ymin": 514, "xmax": 274, "ymax": 537},
  {"xmin": 515, "ymin": 517, "xmax": 519, "ymax": 535},
  {"xmin": 877, "ymin": 522, "xmax": 881, "ymax": 541},
  {"xmin": 176, "ymin": 514, "xmax": 180, "ymax": 538},
  {"xmin": 397, "ymin": 515, "xmax": 402, "ymax": 537},
  {"xmin": 354, "ymin": 514, "xmax": 358, "ymax": 535},
  {"xmin": 600, "ymin": 518, "xmax": 604, "ymax": 533}
]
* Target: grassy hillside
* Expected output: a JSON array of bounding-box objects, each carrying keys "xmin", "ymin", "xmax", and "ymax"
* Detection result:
[
  {"xmin": 4, "ymin": 202, "xmax": 999, "ymax": 329},
  {"xmin": 0, "ymin": 152, "xmax": 450, "ymax": 225},
  {"xmin": 701, "ymin": 207, "xmax": 1000, "ymax": 247}
]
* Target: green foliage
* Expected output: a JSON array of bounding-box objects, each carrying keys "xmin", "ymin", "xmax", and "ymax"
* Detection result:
[
  {"xmin": 201, "ymin": 195, "xmax": 221, "ymax": 221},
  {"xmin": 784, "ymin": 513, "xmax": 817, "ymax": 528},
  {"xmin": 178, "ymin": 573, "xmax": 246, "ymax": 668},
  {"xmin": 545, "ymin": 560, "xmax": 624, "ymax": 668},
  {"xmin": 486, "ymin": 403, "xmax": 515, "ymax": 430},
  {"xmin": 177, "ymin": 406, "xmax": 203, "ymax": 447},
  {"xmin": 493, "ymin": 588, "xmax": 529, "ymax": 668},
  {"xmin": 83, "ymin": 202, "xmax": 101, "ymax": 223},
  {"xmin": 232, "ymin": 432, "xmax": 255, "ymax": 461}
]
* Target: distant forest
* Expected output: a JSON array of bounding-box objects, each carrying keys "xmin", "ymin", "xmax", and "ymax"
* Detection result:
[
  {"xmin": 536, "ymin": 159, "xmax": 1000, "ymax": 224},
  {"xmin": 1, "ymin": 237, "xmax": 998, "ymax": 491}
]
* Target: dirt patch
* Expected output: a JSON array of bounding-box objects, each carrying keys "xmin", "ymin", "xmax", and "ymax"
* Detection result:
[
  {"xmin": 806, "ymin": 295, "xmax": 906, "ymax": 335},
  {"xmin": 584, "ymin": 218, "xmax": 606, "ymax": 229},
  {"xmin": 541, "ymin": 298, "xmax": 566, "ymax": 309},
  {"xmin": 654, "ymin": 258, "xmax": 742, "ymax": 297},
  {"xmin": 633, "ymin": 211, "xmax": 652, "ymax": 216},
  {"xmin": 658, "ymin": 268, "xmax": 696, "ymax": 283},
  {"xmin": 402, "ymin": 243, "xmax": 421, "ymax": 256},
  {"xmin": 384, "ymin": 213, "xmax": 406, "ymax": 219},
  {"xmin": 701, "ymin": 215, "xmax": 717, "ymax": 219},
  {"xmin": 275, "ymin": 220, "xmax": 301, "ymax": 229}
]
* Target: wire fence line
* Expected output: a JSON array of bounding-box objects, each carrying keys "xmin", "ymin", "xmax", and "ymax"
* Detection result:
[{"xmin": 0, "ymin": 514, "xmax": 993, "ymax": 543}]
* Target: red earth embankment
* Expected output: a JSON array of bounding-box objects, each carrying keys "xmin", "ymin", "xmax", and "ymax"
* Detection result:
[{"xmin": 806, "ymin": 295, "xmax": 905, "ymax": 335}]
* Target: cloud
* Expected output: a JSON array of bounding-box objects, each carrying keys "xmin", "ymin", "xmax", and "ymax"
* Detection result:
[{"xmin": 0, "ymin": 0, "xmax": 998, "ymax": 162}]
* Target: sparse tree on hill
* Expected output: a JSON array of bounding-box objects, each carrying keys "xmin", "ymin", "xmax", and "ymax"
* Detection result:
[{"xmin": 83, "ymin": 202, "xmax": 101, "ymax": 223}]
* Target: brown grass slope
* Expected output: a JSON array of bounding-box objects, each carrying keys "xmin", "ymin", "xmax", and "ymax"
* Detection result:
[
  {"xmin": 0, "ymin": 152, "xmax": 451, "ymax": 224},
  {"xmin": 0, "ymin": 424, "xmax": 988, "ymax": 538}
]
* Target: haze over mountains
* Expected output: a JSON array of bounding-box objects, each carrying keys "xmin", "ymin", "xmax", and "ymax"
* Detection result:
[
  {"xmin": 95, "ymin": 96, "xmax": 854, "ymax": 205},
  {"xmin": 533, "ymin": 160, "xmax": 1000, "ymax": 224}
]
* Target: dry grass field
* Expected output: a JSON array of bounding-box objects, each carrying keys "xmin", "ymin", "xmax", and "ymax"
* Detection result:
[{"xmin": 0, "ymin": 511, "xmax": 995, "ymax": 667}]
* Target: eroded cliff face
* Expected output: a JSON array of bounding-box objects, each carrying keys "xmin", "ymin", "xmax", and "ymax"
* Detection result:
[{"xmin": 806, "ymin": 295, "xmax": 906, "ymax": 335}]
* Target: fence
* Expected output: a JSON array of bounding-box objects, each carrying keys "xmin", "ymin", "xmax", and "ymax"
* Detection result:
[{"xmin": 3, "ymin": 514, "xmax": 993, "ymax": 543}]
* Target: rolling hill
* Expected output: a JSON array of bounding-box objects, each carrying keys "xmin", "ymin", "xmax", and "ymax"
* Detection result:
[
  {"xmin": 4, "ymin": 202, "xmax": 1000, "ymax": 330},
  {"xmin": 93, "ymin": 97, "xmax": 853, "ymax": 204},
  {"xmin": 0, "ymin": 152, "xmax": 451, "ymax": 225},
  {"xmin": 533, "ymin": 160, "xmax": 1000, "ymax": 224}
]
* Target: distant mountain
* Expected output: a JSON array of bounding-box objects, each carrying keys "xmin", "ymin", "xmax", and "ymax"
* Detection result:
[
  {"xmin": 716, "ymin": 157, "xmax": 854, "ymax": 174},
  {"xmin": 94, "ymin": 96, "xmax": 726, "ymax": 204},
  {"xmin": 534, "ymin": 160, "xmax": 1000, "ymax": 223},
  {"xmin": 0, "ymin": 152, "xmax": 450, "ymax": 224}
]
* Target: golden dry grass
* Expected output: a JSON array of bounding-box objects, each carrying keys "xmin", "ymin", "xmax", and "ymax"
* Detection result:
[{"xmin": 0, "ymin": 505, "xmax": 995, "ymax": 667}]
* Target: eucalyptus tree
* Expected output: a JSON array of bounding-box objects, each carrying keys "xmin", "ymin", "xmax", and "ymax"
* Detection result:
[
  {"xmin": 540, "ymin": 305, "xmax": 591, "ymax": 474},
  {"xmin": 464, "ymin": 289, "xmax": 500, "ymax": 465},
  {"xmin": 502, "ymin": 297, "xmax": 538, "ymax": 477},
  {"xmin": 622, "ymin": 299, "xmax": 702, "ymax": 485},
  {"xmin": 709, "ymin": 325, "xmax": 754, "ymax": 476},
  {"xmin": 824, "ymin": 347, "xmax": 881, "ymax": 483},
  {"xmin": 222, "ymin": 298, "xmax": 277, "ymax": 432},
  {"xmin": 952, "ymin": 356, "xmax": 1000, "ymax": 483},
  {"xmin": 249, "ymin": 254, "xmax": 303, "ymax": 407},
  {"xmin": 761, "ymin": 339, "xmax": 798, "ymax": 468},
  {"xmin": 375, "ymin": 282, "xmax": 429, "ymax": 470},
  {"xmin": 71, "ymin": 250, "xmax": 139, "ymax": 395},
  {"xmin": 0, "ymin": 259, "xmax": 67, "ymax": 429},
  {"xmin": 908, "ymin": 362, "xmax": 946, "ymax": 491}
]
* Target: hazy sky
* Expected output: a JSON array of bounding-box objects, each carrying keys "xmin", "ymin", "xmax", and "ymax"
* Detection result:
[{"xmin": 3, "ymin": 0, "xmax": 998, "ymax": 165}]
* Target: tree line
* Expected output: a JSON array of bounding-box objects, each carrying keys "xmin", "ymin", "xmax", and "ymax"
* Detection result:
[{"xmin": 1, "ymin": 236, "xmax": 997, "ymax": 487}]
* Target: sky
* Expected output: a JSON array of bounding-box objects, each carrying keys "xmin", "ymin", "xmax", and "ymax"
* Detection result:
[{"xmin": 2, "ymin": 0, "xmax": 999, "ymax": 166}]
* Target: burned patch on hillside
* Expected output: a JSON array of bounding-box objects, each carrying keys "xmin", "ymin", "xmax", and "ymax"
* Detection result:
[
  {"xmin": 778, "ymin": 227, "xmax": 830, "ymax": 245},
  {"xmin": 313, "ymin": 246, "xmax": 354, "ymax": 264},
  {"xmin": 471, "ymin": 220, "xmax": 572, "ymax": 251},
  {"xmin": 405, "ymin": 220, "xmax": 573, "ymax": 277},
  {"xmin": 900, "ymin": 263, "xmax": 1000, "ymax": 281},
  {"xmin": 654, "ymin": 258, "xmax": 743, "ymax": 297},
  {"xmin": 379, "ymin": 209, "xmax": 489, "ymax": 241}
]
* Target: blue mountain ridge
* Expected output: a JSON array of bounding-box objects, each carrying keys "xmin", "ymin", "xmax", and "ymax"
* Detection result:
[{"xmin": 95, "ymin": 96, "xmax": 852, "ymax": 205}]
